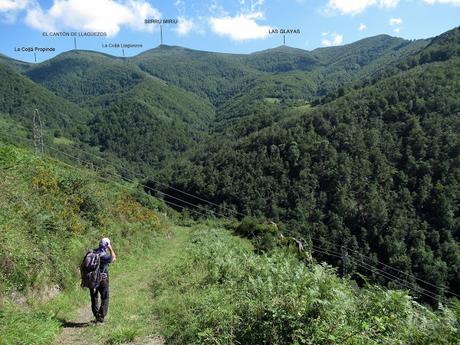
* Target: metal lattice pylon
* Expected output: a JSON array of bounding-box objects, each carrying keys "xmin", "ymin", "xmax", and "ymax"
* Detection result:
[{"xmin": 33, "ymin": 108, "xmax": 44, "ymax": 155}]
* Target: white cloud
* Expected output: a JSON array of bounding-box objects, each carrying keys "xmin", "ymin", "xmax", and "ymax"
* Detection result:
[
  {"xmin": 394, "ymin": 27, "xmax": 401, "ymax": 33},
  {"xmin": 424, "ymin": 0, "xmax": 460, "ymax": 4},
  {"xmin": 0, "ymin": 0, "xmax": 31, "ymax": 11},
  {"xmin": 326, "ymin": 0, "xmax": 399, "ymax": 15},
  {"xmin": 24, "ymin": 0, "xmax": 161, "ymax": 36},
  {"xmin": 359, "ymin": 23, "xmax": 366, "ymax": 31},
  {"xmin": 208, "ymin": 11, "xmax": 270, "ymax": 41},
  {"xmin": 0, "ymin": 0, "xmax": 33, "ymax": 22},
  {"xmin": 389, "ymin": 17, "xmax": 402, "ymax": 25},
  {"xmin": 322, "ymin": 32, "xmax": 344, "ymax": 46},
  {"xmin": 175, "ymin": 16, "xmax": 195, "ymax": 36}
]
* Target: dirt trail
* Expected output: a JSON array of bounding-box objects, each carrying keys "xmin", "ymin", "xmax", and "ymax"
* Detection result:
[
  {"xmin": 54, "ymin": 278, "xmax": 166, "ymax": 345},
  {"xmin": 54, "ymin": 306, "xmax": 94, "ymax": 345},
  {"xmin": 53, "ymin": 227, "xmax": 189, "ymax": 345},
  {"xmin": 55, "ymin": 303, "xmax": 164, "ymax": 345}
]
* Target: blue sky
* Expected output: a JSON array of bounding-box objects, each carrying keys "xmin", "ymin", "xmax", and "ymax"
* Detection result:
[{"xmin": 0, "ymin": 0, "xmax": 459, "ymax": 62}]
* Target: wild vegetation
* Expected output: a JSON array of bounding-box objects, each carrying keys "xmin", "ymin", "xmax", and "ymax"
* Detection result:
[
  {"xmin": 152, "ymin": 227, "xmax": 460, "ymax": 344},
  {"xmin": 1, "ymin": 143, "xmax": 459, "ymax": 344},
  {"xmin": 0, "ymin": 142, "xmax": 172, "ymax": 344},
  {"xmin": 158, "ymin": 28, "xmax": 460, "ymax": 301},
  {"xmin": 0, "ymin": 27, "xmax": 459, "ymax": 309}
]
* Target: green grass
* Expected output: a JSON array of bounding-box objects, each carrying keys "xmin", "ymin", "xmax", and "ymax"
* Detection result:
[
  {"xmin": 0, "ymin": 227, "xmax": 190, "ymax": 345},
  {"xmin": 81, "ymin": 226, "xmax": 190, "ymax": 344},
  {"xmin": 150, "ymin": 226, "xmax": 460, "ymax": 345},
  {"xmin": 0, "ymin": 303, "xmax": 62, "ymax": 345},
  {"xmin": 0, "ymin": 142, "xmax": 170, "ymax": 344}
]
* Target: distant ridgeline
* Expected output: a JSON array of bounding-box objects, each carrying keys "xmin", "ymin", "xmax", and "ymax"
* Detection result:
[{"xmin": 0, "ymin": 26, "xmax": 459, "ymax": 302}]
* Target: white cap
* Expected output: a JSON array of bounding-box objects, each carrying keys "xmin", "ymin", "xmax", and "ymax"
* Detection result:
[{"xmin": 100, "ymin": 237, "xmax": 111, "ymax": 248}]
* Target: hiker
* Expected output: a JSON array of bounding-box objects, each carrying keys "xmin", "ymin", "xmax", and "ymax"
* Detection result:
[{"xmin": 81, "ymin": 237, "xmax": 117, "ymax": 323}]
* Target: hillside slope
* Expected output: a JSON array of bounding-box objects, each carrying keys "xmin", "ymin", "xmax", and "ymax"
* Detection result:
[
  {"xmin": 0, "ymin": 63, "xmax": 92, "ymax": 135},
  {"xmin": 162, "ymin": 39, "xmax": 460, "ymax": 300},
  {"xmin": 0, "ymin": 33, "xmax": 435, "ymax": 168},
  {"xmin": 0, "ymin": 141, "xmax": 170, "ymax": 344},
  {"xmin": 0, "ymin": 142, "xmax": 458, "ymax": 345}
]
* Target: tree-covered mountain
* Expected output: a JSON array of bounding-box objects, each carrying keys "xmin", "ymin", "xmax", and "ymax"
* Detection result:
[
  {"xmin": 158, "ymin": 30, "xmax": 460, "ymax": 301},
  {"xmin": 24, "ymin": 50, "xmax": 148, "ymax": 109},
  {"xmin": 133, "ymin": 45, "xmax": 253, "ymax": 106},
  {"xmin": 0, "ymin": 27, "xmax": 459, "ymax": 302},
  {"xmin": 0, "ymin": 53, "xmax": 30, "ymax": 72},
  {"xmin": 0, "ymin": 63, "xmax": 91, "ymax": 136},
  {"xmin": 89, "ymin": 77, "xmax": 215, "ymax": 166},
  {"xmin": 243, "ymin": 45, "xmax": 320, "ymax": 72},
  {"xmin": 2, "ymin": 49, "xmax": 217, "ymax": 169}
]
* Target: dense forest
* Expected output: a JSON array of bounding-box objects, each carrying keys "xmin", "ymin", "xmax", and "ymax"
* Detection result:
[
  {"xmin": 158, "ymin": 27, "xmax": 460, "ymax": 301},
  {"xmin": 1, "ymin": 142, "xmax": 458, "ymax": 344},
  {"xmin": 0, "ymin": 26, "xmax": 459, "ymax": 303}
]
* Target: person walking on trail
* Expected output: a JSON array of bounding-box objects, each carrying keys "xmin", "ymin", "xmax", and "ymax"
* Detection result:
[{"xmin": 82, "ymin": 237, "xmax": 117, "ymax": 323}]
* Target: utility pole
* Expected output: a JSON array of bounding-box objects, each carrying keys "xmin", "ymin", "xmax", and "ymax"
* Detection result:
[
  {"xmin": 33, "ymin": 108, "xmax": 44, "ymax": 155},
  {"xmin": 160, "ymin": 25, "xmax": 163, "ymax": 45}
]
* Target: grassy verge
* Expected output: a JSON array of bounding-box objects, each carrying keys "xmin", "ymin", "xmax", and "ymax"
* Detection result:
[{"xmin": 150, "ymin": 226, "xmax": 460, "ymax": 345}]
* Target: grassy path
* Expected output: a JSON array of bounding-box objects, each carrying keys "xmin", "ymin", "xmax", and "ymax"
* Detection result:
[{"xmin": 53, "ymin": 226, "xmax": 190, "ymax": 345}]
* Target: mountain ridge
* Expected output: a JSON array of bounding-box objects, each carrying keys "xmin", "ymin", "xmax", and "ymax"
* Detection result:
[{"xmin": 0, "ymin": 32, "xmax": 432, "ymax": 64}]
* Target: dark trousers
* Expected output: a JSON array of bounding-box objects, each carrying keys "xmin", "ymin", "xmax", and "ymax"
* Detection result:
[{"xmin": 89, "ymin": 275, "xmax": 109, "ymax": 320}]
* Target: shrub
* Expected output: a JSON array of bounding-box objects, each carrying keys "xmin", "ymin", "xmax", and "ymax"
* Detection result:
[{"xmin": 235, "ymin": 217, "xmax": 280, "ymax": 253}]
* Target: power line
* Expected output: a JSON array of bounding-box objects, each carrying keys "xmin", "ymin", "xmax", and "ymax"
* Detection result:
[
  {"xmin": 311, "ymin": 237, "xmax": 460, "ymax": 299},
  {"xmin": 52, "ymin": 139, "xmax": 247, "ymax": 217},
  {"xmin": 53, "ymin": 139, "xmax": 245, "ymax": 217},
  {"xmin": 43, "ymin": 143, "xmax": 228, "ymax": 219},
  {"xmin": 311, "ymin": 244, "xmax": 440, "ymax": 301},
  {"xmin": 41, "ymin": 132, "xmax": 455, "ymax": 300},
  {"xmin": 43, "ymin": 147, "xmax": 209, "ymax": 219},
  {"xmin": 310, "ymin": 241, "xmax": 440, "ymax": 300},
  {"xmin": 9, "ymin": 119, "xmax": 245, "ymax": 217}
]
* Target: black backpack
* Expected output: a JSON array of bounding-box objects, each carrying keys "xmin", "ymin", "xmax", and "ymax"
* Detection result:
[{"xmin": 80, "ymin": 250, "xmax": 101, "ymax": 289}]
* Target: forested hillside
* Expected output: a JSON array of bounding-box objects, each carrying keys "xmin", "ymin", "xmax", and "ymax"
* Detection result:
[
  {"xmin": 0, "ymin": 27, "xmax": 459, "ymax": 304},
  {"xmin": 0, "ymin": 142, "xmax": 459, "ymax": 345},
  {"xmin": 162, "ymin": 35, "xmax": 460, "ymax": 300},
  {"xmin": 0, "ymin": 63, "xmax": 91, "ymax": 135},
  {"xmin": 88, "ymin": 78, "xmax": 215, "ymax": 166}
]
